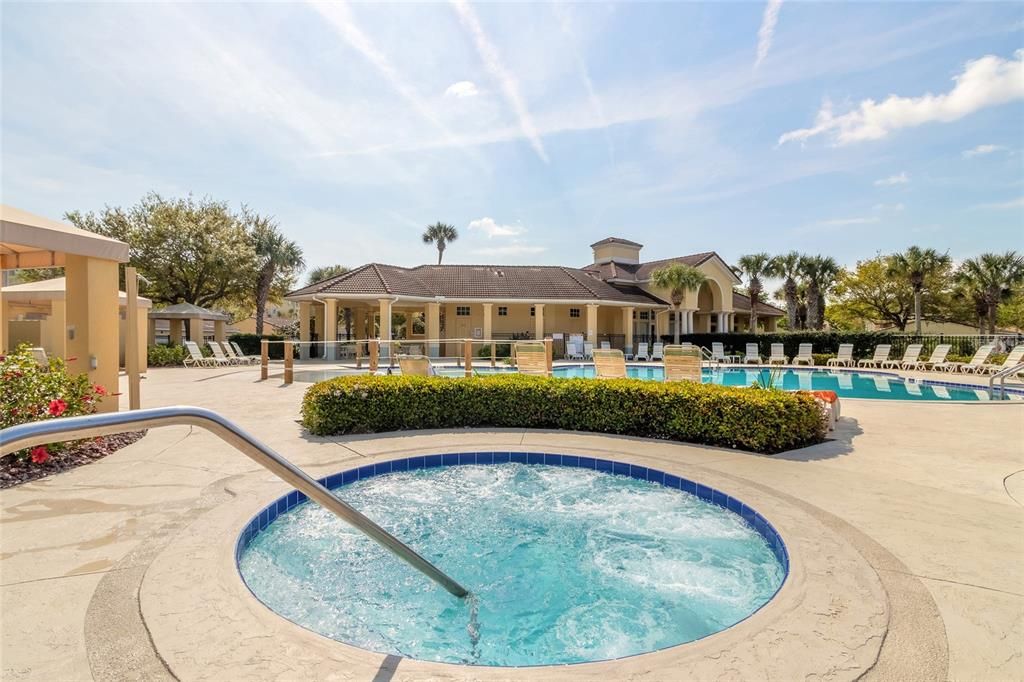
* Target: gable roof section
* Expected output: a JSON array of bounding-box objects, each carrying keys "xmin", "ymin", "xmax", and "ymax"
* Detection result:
[{"xmin": 732, "ymin": 291, "xmax": 785, "ymax": 316}]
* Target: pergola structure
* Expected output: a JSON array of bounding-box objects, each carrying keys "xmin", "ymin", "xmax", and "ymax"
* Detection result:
[
  {"xmin": 1, "ymin": 205, "xmax": 129, "ymax": 412},
  {"xmin": 148, "ymin": 302, "xmax": 230, "ymax": 346}
]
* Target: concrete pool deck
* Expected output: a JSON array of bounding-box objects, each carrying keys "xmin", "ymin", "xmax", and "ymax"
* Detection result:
[{"xmin": 1, "ymin": 366, "xmax": 1022, "ymax": 680}]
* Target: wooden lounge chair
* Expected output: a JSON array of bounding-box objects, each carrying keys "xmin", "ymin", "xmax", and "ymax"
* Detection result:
[
  {"xmin": 663, "ymin": 345, "xmax": 702, "ymax": 382},
  {"xmin": 651, "ymin": 342, "xmax": 665, "ymax": 362},
  {"xmin": 913, "ymin": 344, "xmax": 952, "ymax": 371},
  {"xmin": 593, "ymin": 349, "xmax": 627, "ymax": 379},
  {"xmin": 514, "ymin": 341, "xmax": 550, "ymax": 376},
  {"xmin": 792, "ymin": 343, "xmax": 814, "ymax": 366},
  {"xmin": 979, "ymin": 345, "xmax": 1024, "ymax": 375},
  {"xmin": 946, "ymin": 344, "xmax": 996, "ymax": 374},
  {"xmin": 881, "ymin": 343, "xmax": 921, "ymax": 369},
  {"xmin": 183, "ymin": 341, "xmax": 216, "ymax": 367},
  {"xmin": 398, "ymin": 355, "xmax": 436, "ymax": 376},
  {"xmin": 743, "ymin": 343, "xmax": 761, "ymax": 364},
  {"xmin": 826, "ymin": 344, "xmax": 853, "ymax": 367},
  {"xmin": 767, "ymin": 343, "xmax": 787, "ymax": 365},
  {"xmin": 857, "ymin": 344, "xmax": 891, "ymax": 368},
  {"xmin": 635, "ymin": 342, "xmax": 650, "ymax": 362},
  {"xmin": 208, "ymin": 341, "xmax": 240, "ymax": 365}
]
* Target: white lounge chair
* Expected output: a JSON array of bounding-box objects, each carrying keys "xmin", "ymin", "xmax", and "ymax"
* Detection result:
[
  {"xmin": 230, "ymin": 341, "xmax": 261, "ymax": 365},
  {"xmin": 792, "ymin": 343, "xmax": 814, "ymax": 366},
  {"xmin": 980, "ymin": 345, "xmax": 1024, "ymax": 375},
  {"xmin": 222, "ymin": 341, "xmax": 259, "ymax": 365},
  {"xmin": 635, "ymin": 342, "xmax": 650, "ymax": 362},
  {"xmin": 767, "ymin": 343, "xmax": 787, "ymax": 365},
  {"xmin": 743, "ymin": 343, "xmax": 761, "ymax": 364},
  {"xmin": 916, "ymin": 344, "xmax": 953, "ymax": 371},
  {"xmin": 881, "ymin": 343, "xmax": 922, "ymax": 369},
  {"xmin": 947, "ymin": 344, "xmax": 995, "ymax": 374},
  {"xmin": 711, "ymin": 342, "xmax": 727, "ymax": 363},
  {"xmin": 651, "ymin": 342, "xmax": 665, "ymax": 362},
  {"xmin": 208, "ymin": 341, "xmax": 240, "ymax": 365},
  {"xmin": 826, "ymin": 344, "xmax": 853, "ymax": 367},
  {"xmin": 183, "ymin": 341, "xmax": 215, "ymax": 367},
  {"xmin": 858, "ymin": 344, "xmax": 891, "ymax": 368},
  {"xmin": 583, "ymin": 342, "xmax": 595, "ymax": 360},
  {"xmin": 29, "ymin": 347, "xmax": 49, "ymax": 368},
  {"xmin": 599, "ymin": 341, "xmax": 611, "ymax": 350},
  {"xmin": 566, "ymin": 342, "xmax": 584, "ymax": 360}
]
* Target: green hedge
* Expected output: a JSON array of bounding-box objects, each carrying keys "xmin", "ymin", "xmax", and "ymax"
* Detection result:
[
  {"xmin": 302, "ymin": 374, "xmax": 827, "ymax": 455},
  {"xmin": 147, "ymin": 344, "xmax": 188, "ymax": 367},
  {"xmin": 229, "ymin": 333, "xmax": 289, "ymax": 359}
]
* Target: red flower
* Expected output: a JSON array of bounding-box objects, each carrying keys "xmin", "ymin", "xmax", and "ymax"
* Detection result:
[
  {"xmin": 48, "ymin": 399, "xmax": 67, "ymax": 416},
  {"xmin": 30, "ymin": 446, "xmax": 50, "ymax": 464},
  {"xmin": 93, "ymin": 384, "xmax": 107, "ymax": 396}
]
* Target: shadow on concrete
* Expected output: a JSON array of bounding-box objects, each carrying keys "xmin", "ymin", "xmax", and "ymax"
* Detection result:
[
  {"xmin": 371, "ymin": 654, "xmax": 402, "ymax": 682},
  {"xmin": 772, "ymin": 417, "xmax": 863, "ymax": 462}
]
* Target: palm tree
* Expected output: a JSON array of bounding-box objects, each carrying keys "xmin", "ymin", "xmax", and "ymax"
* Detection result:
[
  {"xmin": 768, "ymin": 251, "xmax": 803, "ymax": 331},
  {"xmin": 650, "ymin": 263, "xmax": 707, "ymax": 343},
  {"xmin": 736, "ymin": 253, "xmax": 772, "ymax": 333},
  {"xmin": 801, "ymin": 255, "xmax": 842, "ymax": 330},
  {"xmin": 422, "ymin": 222, "xmax": 458, "ymax": 264},
  {"xmin": 250, "ymin": 217, "xmax": 304, "ymax": 337},
  {"xmin": 886, "ymin": 246, "xmax": 951, "ymax": 334},
  {"xmin": 954, "ymin": 251, "xmax": 1024, "ymax": 334},
  {"xmin": 306, "ymin": 264, "xmax": 348, "ymax": 286}
]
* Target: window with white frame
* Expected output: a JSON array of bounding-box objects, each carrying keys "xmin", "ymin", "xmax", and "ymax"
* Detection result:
[
  {"xmin": 498, "ymin": 306, "xmax": 508, "ymax": 316},
  {"xmin": 456, "ymin": 306, "xmax": 470, "ymax": 316},
  {"xmin": 639, "ymin": 311, "xmax": 649, "ymax": 320}
]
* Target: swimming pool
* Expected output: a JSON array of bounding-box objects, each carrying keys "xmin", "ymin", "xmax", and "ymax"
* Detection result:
[
  {"xmin": 547, "ymin": 366, "xmax": 1016, "ymax": 401},
  {"xmin": 237, "ymin": 456, "xmax": 786, "ymax": 667}
]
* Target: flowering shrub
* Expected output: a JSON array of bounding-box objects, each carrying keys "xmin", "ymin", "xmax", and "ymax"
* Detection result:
[{"xmin": 0, "ymin": 344, "xmax": 108, "ymax": 463}]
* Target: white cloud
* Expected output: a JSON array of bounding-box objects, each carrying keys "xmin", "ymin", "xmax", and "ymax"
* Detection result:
[
  {"xmin": 962, "ymin": 143, "xmax": 1005, "ymax": 158},
  {"xmin": 450, "ymin": 0, "xmax": 549, "ymax": 163},
  {"xmin": 873, "ymin": 202, "xmax": 905, "ymax": 211},
  {"xmin": 874, "ymin": 172, "xmax": 909, "ymax": 186},
  {"xmin": 973, "ymin": 197, "xmax": 1024, "ymax": 209},
  {"xmin": 779, "ymin": 49, "xmax": 1024, "ymax": 145},
  {"xmin": 816, "ymin": 216, "xmax": 880, "ymax": 226},
  {"xmin": 467, "ymin": 216, "xmax": 525, "ymax": 238},
  {"xmin": 755, "ymin": 0, "xmax": 784, "ymax": 69},
  {"xmin": 444, "ymin": 80, "xmax": 479, "ymax": 98}
]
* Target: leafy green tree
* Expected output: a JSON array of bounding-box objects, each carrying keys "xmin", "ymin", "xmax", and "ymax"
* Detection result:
[
  {"xmin": 650, "ymin": 263, "xmax": 707, "ymax": 343},
  {"xmin": 6, "ymin": 267, "xmax": 65, "ymax": 285},
  {"xmin": 306, "ymin": 265, "xmax": 349, "ymax": 286},
  {"xmin": 248, "ymin": 212, "xmax": 304, "ymax": 337},
  {"xmin": 833, "ymin": 257, "xmax": 916, "ymax": 330},
  {"xmin": 767, "ymin": 251, "xmax": 803, "ymax": 331},
  {"xmin": 801, "ymin": 255, "xmax": 842, "ymax": 330},
  {"xmin": 66, "ymin": 193, "xmax": 257, "ymax": 308},
  {"xmin": 736, "ymin": 253, "xmax": 772, "ymax": 332},
  {"xmin": 886, "ymin": 246, "xmax": 952, "ymax": 334},
  {"xmin": 422, "ymin": 222, "xmax": 458, "ymax": 264},
  {"xmin": 954, "ymin": 251, "xmax": 1024, "ymax": 334}
]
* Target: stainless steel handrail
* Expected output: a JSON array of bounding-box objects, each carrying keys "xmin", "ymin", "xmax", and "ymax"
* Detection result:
[
  {"xmin": 988, "ymin": 362, "xmax": 1024, "ymax": 400},
  {"xmin": 0, "ymin": 406, "xmax": 469, "ymax": 598}
]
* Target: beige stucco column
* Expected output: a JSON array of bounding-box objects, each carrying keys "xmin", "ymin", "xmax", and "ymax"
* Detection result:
[
  {"xmin": 765, "ymin": 316, "xmax": 778, "ymax": 332},
  {"xmin": 136, "ymin": 309, "xmax": 148, "ymax": 372},
  {"xmin": 623, "ymin": 306, "xmax": 634, "ymax": 356},
  {"xmin": 378, "ymin": 298, "xmax": 392, "ymax": 357},
  {"xmin": 586, "ymin": 304, "xmax": 599, "ymax": 343},
  {"xmin": 0, "ymin": 286, "xmax": 5, "ymax": 352},
  {"xmin": 214, "ymin": 320, "xmax": 226, "ymax": 343},
  {"xmin": 426, "ymin": 302, "xmax": 440, "ymax": 357},
  {"xmin": 298, "ymin": 301, "xmax": 311, "ymax": 360},
  {"xmin": 64, "ymin": 254, "xmax": 119, "ymax": 413},
  {"xmin": 169, "ymin": 319, "xmax": 183, "ymax": 346},
  {"xmin": 324, "ymin": 298, "xmax": 338, "ymax": 360},
  {"xmin": 148, "ymin": 318, "xmax": 157, "ymax": 346},
  {"xmin": 686, "ymin": 310, "xmax": 695, "ymax": 335},
  {"xmin": 534, "ymin": 304, "xmax": 545, "ymax": 340},
  {"xmin": 482, "ymin": 303, "xmax": 493, "ymax": 341},
  {"xmin": 188, "ymin": 317, "xmax": 203, "ymax": 344},
  {"xmin": 50, "ymin": 300, "xmax": 67, "ymax": 358},
  {"xmin": 353, "ymin": 308, "xmax": 365, "ymax": 340}
]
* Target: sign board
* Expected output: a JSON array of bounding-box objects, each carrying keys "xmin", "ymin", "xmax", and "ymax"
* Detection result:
[
  {"xmin": 473, "ymin": 327, "xmax": 483, "ymax": 339},
  {"xmin": 552, "ymin": 333, "xmax": 564, "ymax": 340}
]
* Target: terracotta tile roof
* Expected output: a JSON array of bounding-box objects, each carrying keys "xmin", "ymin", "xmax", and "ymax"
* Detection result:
[
  {"xmin": 581, "ymin": 252, "xmax": 718, "ymax": 281},
  {"xmin": 287, "ymin": 263, "xmax": 666, "ymax": 305},
  {"xmin": 732, "ymin": 291, "xmax": 785, "ymax": 316},
  {"xmin": 590, "ymin": 236, "xmax": 643, "ymax": 248}
]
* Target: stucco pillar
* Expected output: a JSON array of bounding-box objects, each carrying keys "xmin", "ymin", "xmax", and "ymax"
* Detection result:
[
  {"xmin": 169, "ymin": 319, "xmax": 183, "ymax": 346},
  {"xmin": 482, "ymin": 303, "xmax": 493, "ymax": 341},
  {"xmin": 64, "ymin": 255, "xmax": 119, "ymax": 413},
  {"xmin": 148, "ymin": 318, "xmax": 157, "ymax": 346},
  {"xmin": 766, "ymin": 317, "xmax": 778, "ymax": 332},
  {"xmin": 426, "ymin": 302, "xmax": 440, "ymax": 357},
  {"xmin": 136, "ymin": 309, "xmax": 148, "ymax": 372},
  {"xmin": 324, "ymin": 298, "xmax": 338, "ymax": 360},
  {"xmin": 586, "ymin": 304, "xmax": 599, "ymax": 343},
  {"xmin": 354, "ymin": 308, "xmax": 365, "ymax": 340},
  {"xmin": 686, "ymin": 310, "xmax": 695, "ymax": 336},
  {"xmin": 298, "ymin": 301, "xmax": 311, "ymax": 360},
  {"xmin": 50, "ymin": 300, "xmax": 67, "ymax": 358},
  {"xmin": 0, "ymin": 285, "xmax": 5, "ymax": 352},
  {"xmin": 378, "ymin": 298, "xmax": 392, "ymax": 358},
  {"xmin": 214, "ymin": 320, "xmax": 226, "ymax": 343},
  {"xmin": 534, "ymin": 304, "xmax": 545, "ymax": 340},
  {"xmin": 623, "ymin": 307, "xmax": 634, "ymax": 357},
  {"xmin": 188, "ymin": 317, "xmax": 203, "ymax": 346}
]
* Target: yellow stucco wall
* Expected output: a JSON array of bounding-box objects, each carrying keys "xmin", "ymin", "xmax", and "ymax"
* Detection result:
[
  {"xmin": 592, "ymin": 243, "xmax": 641, "ymax": 263},
  {"xmin": 64, "ymin": 255, "xmax": 120, "ymax": 413}
]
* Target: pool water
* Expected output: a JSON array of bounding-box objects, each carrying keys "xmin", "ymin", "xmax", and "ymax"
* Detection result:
[
  {"xmin": 238, "ymin": 463, "xmax": 785, "ymax": 666},
  {"xmin": 550, "ymin": 366, "xmax": 1008, "ymax": 401}
]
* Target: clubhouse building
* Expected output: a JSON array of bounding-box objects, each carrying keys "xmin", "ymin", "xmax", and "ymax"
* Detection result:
[{"xmin": 285, "ymin": 238, "xmax": 783, "ymax": 358}]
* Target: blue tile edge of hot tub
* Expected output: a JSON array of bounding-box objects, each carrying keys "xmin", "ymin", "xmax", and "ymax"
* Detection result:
[{"xmin": 235, "ymin": 453, "xmax": 790, "ymax": 579}]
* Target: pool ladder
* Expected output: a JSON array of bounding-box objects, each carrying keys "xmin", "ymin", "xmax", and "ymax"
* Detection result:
[
  {"xmin": 988, "ymin": 362, "xmax": 1024, "ymax": 400},
  {"xmin": 0, "ymin": 406, "xmax": 470, "ymax": 598}
]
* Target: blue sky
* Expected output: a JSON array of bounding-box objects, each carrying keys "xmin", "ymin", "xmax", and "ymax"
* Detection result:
[{"xmin": 3, "ymin": 2, "xmax": 1022, "ymax": 277}]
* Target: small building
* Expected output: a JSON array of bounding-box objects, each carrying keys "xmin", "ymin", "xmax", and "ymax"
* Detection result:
[
  {"xmin": 147, "ymin": 303, "xmax": 230, "ymax": 346},
  {"xmin": 285, "ymin": 237, "xmax": 784, "ymax": 358}
]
